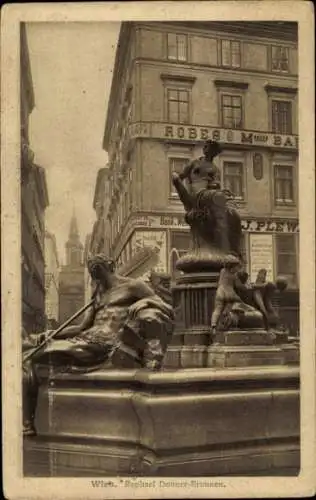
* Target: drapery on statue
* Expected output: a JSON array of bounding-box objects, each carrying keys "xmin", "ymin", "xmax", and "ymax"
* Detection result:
[
  {"xmin": 22, "ymin": 254, "xmax": 174, "ymax": 436},
  {"xmin": 171, "ymin": 140, "xmax": 243, "ymax": 271},
  {"xmin": 211, "ymin": 264, "xmax": 288, "ymax": 335}
]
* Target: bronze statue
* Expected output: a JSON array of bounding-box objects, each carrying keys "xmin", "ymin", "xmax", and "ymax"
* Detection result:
[
  {"xmin": 211, "ymin": 264, "xmax": 288, "ymax": 335},
  {"xmin": 22, "ymin": 254, "xmax": 174, "ymax": 436},
  {"xmin": 211, "ymin": 263, "xmax": 263, "ymax": 334},
  {"xmin": 171, "ymin": 140, "xmax": 243, "ymax": 271}
]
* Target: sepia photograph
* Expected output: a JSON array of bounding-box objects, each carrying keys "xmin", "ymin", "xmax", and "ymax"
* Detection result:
[{"xmin": 1, "ymin": 2, "xmax": 315, "ymax": 498}]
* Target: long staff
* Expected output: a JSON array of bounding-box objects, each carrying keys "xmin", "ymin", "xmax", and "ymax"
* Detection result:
[{"xmin": 23, "ymin": 299, "xmax": 95, "ymax": 364}]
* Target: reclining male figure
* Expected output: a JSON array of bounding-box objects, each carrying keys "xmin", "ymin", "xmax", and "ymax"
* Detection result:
[{"xmin": 23, "ymin": 254, "xmax": 174, "ymax": 436}]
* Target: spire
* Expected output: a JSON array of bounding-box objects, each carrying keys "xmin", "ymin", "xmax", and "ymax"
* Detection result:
[
  {"xmin": 65, "ymin": 209, "xmax": 83, "ymax": 266},
  {"xmin": 69, "ymin": 209, "xmax": 79, "ymax": 240}
]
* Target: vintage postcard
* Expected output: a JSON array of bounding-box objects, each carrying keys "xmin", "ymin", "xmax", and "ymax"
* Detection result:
[{"xmin": 1, "ymin": 1, "xmax": 315, "ymax": 498}]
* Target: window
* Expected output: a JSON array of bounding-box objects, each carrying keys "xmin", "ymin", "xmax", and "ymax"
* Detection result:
[
  {"xmin": 271, "ymin": 100, "xmax": 292, "ymax": 134},
  {"xmin": 271, "ymin": 46, "xmax": 289, "ymax": 73},
  {"xmin": 221, "ymin": 40, "xmax": 241, "ymax": 68},
  {"xmin": 274, "ymin": 165, "xmax": 294, "ymax": 204},
  {"xmin": 167, "ymin": 89, "xmax": 189, "ymax": 124},
  {"xmin": 275, "ymin": 234, "xmax": 297, "ymax": 287},
  {"xmin": 169, "ymin": 157, "xmax": 190, "ymax": 196},
  {"xmin": 167, "ymin": 33, "xmax": 188, "ymax": 61},
  {"xmin": 223, "ymin": 161, "xmax": 244, "ymax": 200},
  {"xmin": 221, "ymin": 94, "xmax": 242, "ymax": 129}
]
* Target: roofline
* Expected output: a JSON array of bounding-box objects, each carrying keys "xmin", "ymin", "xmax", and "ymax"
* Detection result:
[
  {"xmin": 159, "ymin": 21, "xmax": 298, "ymax": 41},
  {"xmin": 102, "ymin": 22, "xmax": 133, "ymax": 152},
  {"xmin": 20, "ymin": 23, "xmax": 35, "ymax": 113}
]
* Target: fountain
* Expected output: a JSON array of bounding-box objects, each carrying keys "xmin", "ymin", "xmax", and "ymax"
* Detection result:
[{"xmin": 23, "ymin": 141, "xmax": 300, "ymax": 477}]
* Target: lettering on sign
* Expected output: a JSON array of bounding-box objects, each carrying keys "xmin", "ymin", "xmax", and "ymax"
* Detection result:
[
  {"xmin": 250, "ymin": 234, "xmax": 274, "ymax": 282},
  {"xmin": 160, "ymin": 215, "xmax": 187, "ymax": 227},
  {"xmin": 164, "ymin": 125, "xmax": 221, "ymax": 142},
  {"xmin": 129, "ymin": 122, "xmax": 298, "ymax": 149},
  {"xmin": 254, "ymin": 134, "xmax": 268, "ymax": 143},
  {"xmin": 133, "ymin": 215, "xmax": 158, "ymax": 227},
  {"xmin": 241, "ymin": 219, "xmax": 299, "ymax": 233},
  {"xmin": 129, "ymin": 123, "xmax": 151, "ymax": 139},
  {"xmin": 241, "ymin": 132, "xmax": 253, "ymax": 144},
  {"xmin": 128, "ymin": 215, "xmax": 299, "ymax": 233}
]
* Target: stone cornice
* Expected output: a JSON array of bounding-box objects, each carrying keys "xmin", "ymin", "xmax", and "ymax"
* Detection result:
[
  {"xmin": 264, "ymin": 84, "xmax": 298, "ymax": 95},
  {"xmin": 214, "ymin": 79, "xmax": 249, "ymax": 90},
  {"xmin": 159, "ymin": 21, "xmax": 298, "ymax": 43},
  {"xmin": 160, "ymin": 73, "xmax": 196, "ymax": 84}
]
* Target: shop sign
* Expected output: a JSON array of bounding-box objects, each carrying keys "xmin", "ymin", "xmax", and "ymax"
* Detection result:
[
  {"xmin": 160, "ymin": 214, "xmax": 187, "ymax": 227},
  {"xmin": 133, "ymin": 230, "xmax": 167, "ymax": 273},
  {"xmin": 129, "ymin": 122, "xmax": 151, "ymax": 139},
  {"xmin": 128, "ymin": 214, "xmax": 299, "ymax": 233},
  {"xmin": 250, "ymin": 234, "xmax": 274, "ymax": 282},
  {"xmin": 119, "ymin": 214, "xmax": 298, "ymax": 259},
  {"xmin": 128, "ymin": 122, "xmax": 298, "ymax": 150},
  {"xmin": 241, "ymin": 219, "xmax": 299, "ymax": 233}
]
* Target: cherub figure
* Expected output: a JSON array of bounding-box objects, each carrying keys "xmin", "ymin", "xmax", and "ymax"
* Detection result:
[{"xmin": 211, "ymin": 265, "xmax": 288, "ymax": 336}]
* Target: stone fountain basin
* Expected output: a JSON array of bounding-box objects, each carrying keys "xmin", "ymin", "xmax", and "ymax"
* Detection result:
[{"xmin": 24, "ymin": 366, "xmax": 300, "ymax": 477}]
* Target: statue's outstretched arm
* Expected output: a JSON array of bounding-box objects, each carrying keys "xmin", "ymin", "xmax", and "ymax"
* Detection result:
[
  {"xmin": 52, "ymin": 306, "xmax": 96, "ymax": 340},
  {"xmin": 171, "ymin": 172, "xmax": 194, "ymax": 211}
]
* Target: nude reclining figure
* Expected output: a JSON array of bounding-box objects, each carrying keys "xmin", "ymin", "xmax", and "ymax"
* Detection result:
[{"xmin": 22, "ymin": 254, "xmax": 175, "ymax": 436}]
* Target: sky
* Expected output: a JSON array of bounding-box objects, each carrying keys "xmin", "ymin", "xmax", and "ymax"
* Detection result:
[{"xmin": 26, "ymin": 22, "xmax": 120, "ymax": 264}]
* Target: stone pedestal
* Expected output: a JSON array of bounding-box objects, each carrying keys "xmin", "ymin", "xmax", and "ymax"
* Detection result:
[
  {"xmin": 208, "ymin": 329, "xmax": 282, "ymax": 368},
  {"xmin": 208, "ymin": 345, "xmax": 285, "ymax": 368},
  {"xmin": 164, "ymin": 272, "xmax": 218, "ymax": 369},
  {"xmin": 172, "ymin": 272, "xmax": 218, "ymax": 336},
  {"xmin": 165, "ymin": 258, "xmax": 300, "ymax": 370}
]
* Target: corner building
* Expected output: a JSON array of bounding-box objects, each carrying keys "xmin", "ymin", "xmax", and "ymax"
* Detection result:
[{"xmin": 103, "ymin": 22, "xmax": 299, "ymax": 290}]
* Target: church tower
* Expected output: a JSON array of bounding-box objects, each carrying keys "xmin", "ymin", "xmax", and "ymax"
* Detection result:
[
  {"xmin": 58, "ymin": 211, "xmax": 85, "ymax": 325},
  {"xmin": 65, "ymin": 211, "xmax": 84, "ymax": 266}
]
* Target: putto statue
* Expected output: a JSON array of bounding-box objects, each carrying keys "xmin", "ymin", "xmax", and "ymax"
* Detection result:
[
  {"xmin": 22, "ymin": 254, "xmax": 174, "ymax": 436},
  {"xmin": 171, "ymin": 140, "xmax": 243, "ymax": 272},
  {"xmin": 211, "ymin": 265, "xmax": 288, "ymax": 335}
]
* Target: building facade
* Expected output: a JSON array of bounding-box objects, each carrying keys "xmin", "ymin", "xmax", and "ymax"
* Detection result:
[
  {"xmin": 44, "ymin": 231, "xmax": 59, "ymax": 329},
  {"xmin": 83, "ymin": 233, "xmax": 93, "ymax": 304},
  {"xmin": 58, "ymin": 214, "xmax": 85, "ymax": 325},
  {"xmin": 102, "ymin": 21, "xmax": 299, "ymax": 289},
  {"xmin": 21, "ymin": 23, "xmax": 50, "ymax": 333},
  {"xmin": 90, "ymin": 167, "xmax": 111, "ymax": 257}
]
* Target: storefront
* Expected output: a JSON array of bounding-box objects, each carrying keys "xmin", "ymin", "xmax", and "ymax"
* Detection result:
[{"xmin": 115, "ymin": 212, "xmax": 299, "ymax": 288}]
